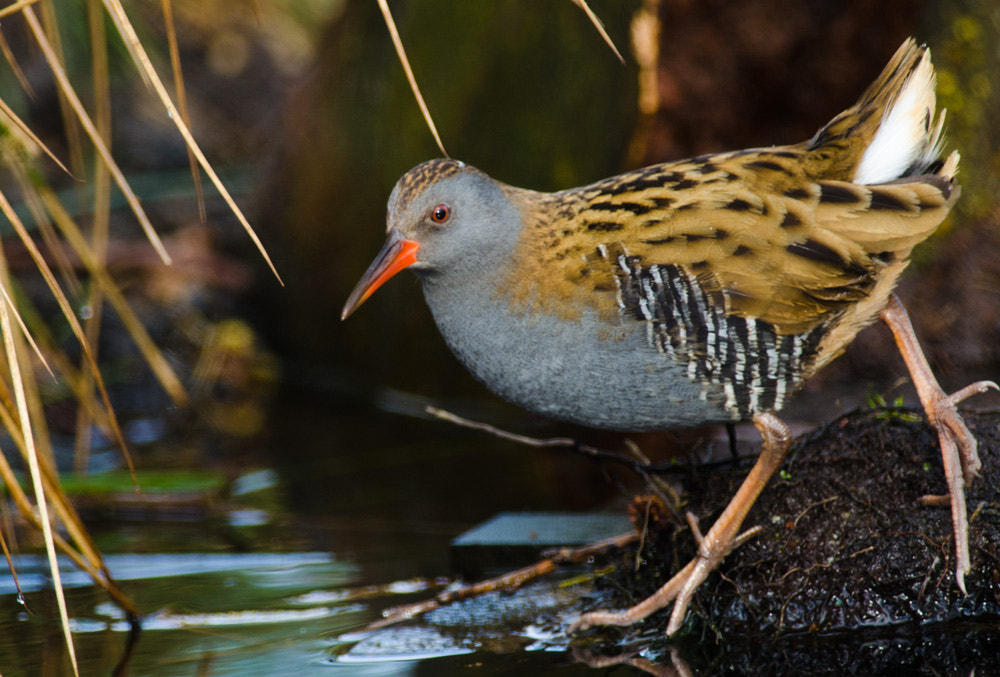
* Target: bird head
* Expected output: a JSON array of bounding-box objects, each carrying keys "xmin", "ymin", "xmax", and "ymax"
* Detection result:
[{"xmin": 341, "ymin": 159, "xmax": 521, "ymax": 319}]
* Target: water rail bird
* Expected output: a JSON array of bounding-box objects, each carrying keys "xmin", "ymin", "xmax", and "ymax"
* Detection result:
[{"xmin": 342, "ymin": 39, "xmax": 996, "ymax": 635}]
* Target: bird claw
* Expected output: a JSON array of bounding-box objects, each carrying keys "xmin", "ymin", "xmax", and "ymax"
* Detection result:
[
  {"xmin": 569, "ymin": 551, "xmax": 704, "ymax": 635},
  {"xmin": 932, "ymin": 382, "xmax": 994, "ymax": 483},
  {"xmin": 943, "ymin": 380, "xmax": 998, "ymax": 409}
]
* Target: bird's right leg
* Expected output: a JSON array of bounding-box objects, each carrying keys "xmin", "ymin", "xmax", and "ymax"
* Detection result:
[{"xmin": 879, "ymin": 293, "xmax": 997, "ymax": 592}]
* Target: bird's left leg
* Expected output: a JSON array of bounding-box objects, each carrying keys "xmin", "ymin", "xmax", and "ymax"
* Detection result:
[
  {"xmin": 571, "ymin": 412, "xmax": 791, "ymax": 636},
  {"xmin": 879, "ymin": 293, "xmax": 998, "ymax": 592}
]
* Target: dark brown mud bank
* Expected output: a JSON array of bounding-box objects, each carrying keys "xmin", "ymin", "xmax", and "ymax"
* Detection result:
[{"xmin": 582, "ymin": 409, "xmax": 1000, "ymax": 671}]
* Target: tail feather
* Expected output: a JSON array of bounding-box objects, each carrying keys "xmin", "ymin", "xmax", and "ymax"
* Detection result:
[
  {"xmin": 852, "ymin": 44, "xmax": 942, "ymax": 184},
  {"xmin": 807, "ymin": 39, "xmax": 953, "ymax": 185}
]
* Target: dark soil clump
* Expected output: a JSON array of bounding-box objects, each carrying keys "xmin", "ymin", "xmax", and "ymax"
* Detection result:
[{"xmin": 587, "ymin": 408, "xmax": 1000, "ymax": 646}]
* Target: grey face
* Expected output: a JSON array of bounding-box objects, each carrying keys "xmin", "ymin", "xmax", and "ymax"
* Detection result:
[
  {"xmin": 385, "ymin": 162, "xmax": 523, "ymax": 279},
  {"xmin": 341, "ymin": 159, "xmax": 524, "ymax": 320}
]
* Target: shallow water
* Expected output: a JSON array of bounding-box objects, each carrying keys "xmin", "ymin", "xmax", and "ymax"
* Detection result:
[
  {"xmin": 3, "ymin": 382, "xmax": 998, "ymax": 675},
  {"xmin": 0, "ymin": 384, "xmax": 627, "ymax": 675},
  {"xmin": 0, "ymin": 522, "xmax": 606, "ymax": 675}
]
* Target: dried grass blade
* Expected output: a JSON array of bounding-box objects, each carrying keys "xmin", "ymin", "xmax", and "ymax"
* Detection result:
[
  {"xmin": 0, "ymin": 290, "xmax": 117, "ymax": 438},
  {"xmin": 0, "ymin": 230, "xmax": 116, "ymax": 578},
  {"xmin": 40, "ymin": 469, "xmax": 110, "ymax": 587},
  {"xmin": 0, "ymin": 284, "xmax": 53, "ymax": 378},
  {"xmin": 22, "ymin": 6, "xmax": 171, "ymax": 265},
  {"xmin": 0, "ymin": 297, "xmax": 79, "ymax": 676},
  {"xmin": 10, "ymin": 163, "xmax": 83, "ymax": 298},
  {"xmin": 0, "ymin": 27, "xmax": 34, "ymax": 98},
  {"xmin": 0, "ymin": 412, "xmax": 134, "ymax": 613},
  {"xmin": 76, "ymin": 0, "xmax": 115, "ymax": 472},
  {"xmin": 0, "ymin": 184, "xmax": 139, "ymax": 485},
  {"xmin": 39, "ymin": 186, "xmax": 190, "ymax": 407},
  {"xmin": 37, "ymin": 0, "xmax": 87, "ymax": 188},
  {"xmin": 571, "ymin": 0, "xmax": 625, "ymax": 63},
  {"xmin": 376, "ymin": 0, "xmax": 447, "ymax": 157},
  {"xmin": 0, "ymin": 521, "xmax": 27, "ymax": 613},
  {"xmin": 101, "ymin": 0, "xmax": 282, "ymax": 283},
  {"xmin": 160, "ymin": 0, "xmax": 206, "ymax": 222},
  {"xmin": 0, "ymin": 376, "xmax": 104, "ymax": 578},
  {"xmin": 0, "ymin": 98, "xmax": 68, "ymax": 174},
  {"xmin": 0, "ymin": 324, "xmax": 134, "ymax": 614},
  {"xmin": 0, "ymin": 0, "xmax": 42, "ymax": 21},
  {"xmin": 100, "ymin": 0, "xmax": 150, "ymax": 89}
]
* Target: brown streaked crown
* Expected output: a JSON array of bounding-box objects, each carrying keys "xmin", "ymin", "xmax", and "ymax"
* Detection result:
[{"xmin": 390, "ymin": 158, "xmax": 467, "ymax": 209}]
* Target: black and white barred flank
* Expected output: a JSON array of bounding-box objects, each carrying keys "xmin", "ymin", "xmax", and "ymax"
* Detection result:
[{"xmin": 599, "ymin": 243, "xmax": 825, "ymax": 418}]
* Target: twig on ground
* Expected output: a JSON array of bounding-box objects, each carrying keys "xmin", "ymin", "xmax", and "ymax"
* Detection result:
[
  {"xmin": 425, "ymin": 405, "xmax": 728, "ymax": 478},
  {"xmin": 362, "ymin": 531, "xmax": 638, "ymax": 632}
]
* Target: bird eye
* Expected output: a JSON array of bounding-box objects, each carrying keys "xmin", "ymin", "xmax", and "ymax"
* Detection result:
[{"xmin": 430, "ymin": 204, "xmax": 451, "ymax": 223}]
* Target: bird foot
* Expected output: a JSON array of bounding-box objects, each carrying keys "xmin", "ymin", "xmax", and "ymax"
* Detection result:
[
  {"xmin": 880, "ymin": 295, "xmax": 996, "ymax": 595},
  {"xmin": 572, "ymin": 413, "xmax": 790, "ymax": 636},
  {"xmin": 570, "ymin": 515, "xmax": 763, "ymax": 636},
  {"xmin": 918, "ymin": 378, "xmax": 996, "ymax": 594},
  {"xmin": 931, "ymin": 380, "xmax": 997, "ymax": 483}
]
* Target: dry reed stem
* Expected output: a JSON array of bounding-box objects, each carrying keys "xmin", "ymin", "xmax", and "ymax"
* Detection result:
[
  {"xmin": 100, "ymin": 0, "xmax": 283, "ymax": 283},
  {"xmin": 74, "ymin": 0, "xmax": 115, "ymax": 472},
  {"xmin": 0, "ymin": 397, "xmax": 132, "ymax": 610},
  {"xmin": 0, "ymin": 290, "xmax": 120, "ymax": 445},
  {"xmin": 40, "ymin": 187, "xmax": 190, "ymax": 408},
  {"xmin": 161, "ymin": 0, "xmax": 207, "ymax": 223},
  {"xmin": 0, "ymin": 27, "xmax": 33, "ymax": 98},
  {"xmin": 572, "ymin": 0, "xmax": 626, "ymax": 63},
  {"xmin": 0, "ymin": 182, "xmax": 138, "ymax": 483},
  {"xmin": 9, "ymin": 162, "xmax": 83, "ymax": 299},
  {"xmin": 0, "ymin": 296, "xmax": 79, "ymax": 676},
  {"xmin": 38, "ymin": 0, "xmax": 87, "ymax": 189},
  {"xmin": 23, "ymin": 6, "xmax": 172, "ymax": 264},
  {"xmin": 0, "ymin": 522, "xmax": 26, "ymax": 610},
  {"xmin": 0, "ymin": 0, "xmax": 280, "ymax": 639},
  {"xmin": 0, "ymin": 97, "xmax": 69, "ymax": 174},
  {"xmin": 0, "ymin": 271, "xmax": 134, "ymax": 612},
  {"xmin": 376, "ymin": 0, "xmax": 447, "ymax": 157},
  {"xmin": 0, "ymin": 350, "xmax": 109, "ymax": 580},
  {"xmin": 0, "ymin": 285, "xmax": 52, "ymax": 378},
  {"xmin": 0, "ymin": 0, "xmax": 41, "ymax": 20}
]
